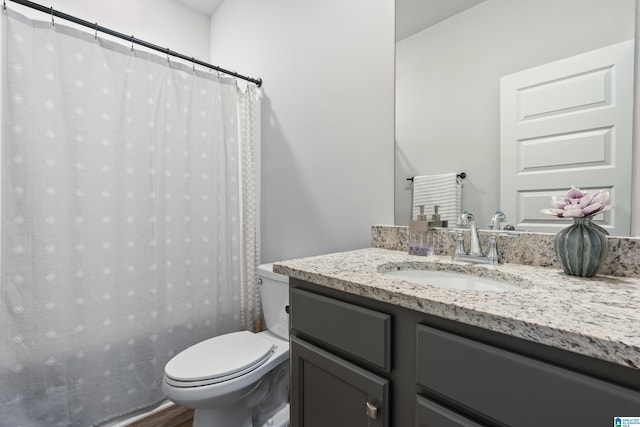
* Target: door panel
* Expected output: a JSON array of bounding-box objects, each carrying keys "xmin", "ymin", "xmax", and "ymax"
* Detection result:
[{"xmin": 500, "ymin": 40, "xmax": 634, "ymax": 234}]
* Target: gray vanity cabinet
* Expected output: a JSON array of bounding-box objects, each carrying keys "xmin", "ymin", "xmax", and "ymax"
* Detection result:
[
  {"xmin": 290, "ymin": 288, "xmax": 391, "ymax": 427},
  {"xmin": 289, "ymin": 279, "xmax": 640, "ymax": 427}
]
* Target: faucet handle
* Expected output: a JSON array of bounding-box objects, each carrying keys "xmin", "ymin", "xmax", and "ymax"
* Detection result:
[
  {"xmin": 487, "ymin": 235, "xmax": 499, "ymax": 263},
  {"xmin": 454, "ymin": 230, "xmax": 467, "ymax": 257}
]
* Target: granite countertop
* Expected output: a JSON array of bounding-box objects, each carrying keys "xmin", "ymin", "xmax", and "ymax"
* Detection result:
[{"xmin": 273, "ymin": 247, "xmax": 640, "ymax": 370}]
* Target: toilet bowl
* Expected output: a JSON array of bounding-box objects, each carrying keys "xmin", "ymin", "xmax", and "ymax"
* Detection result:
[{"xmin": 162, "ymin": 264, "xmax": 290, "ymax": 427}]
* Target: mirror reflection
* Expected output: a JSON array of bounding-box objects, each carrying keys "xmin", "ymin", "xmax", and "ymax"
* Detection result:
[{"xmin": 395, "ymin": 0, "xmax": 636, "ymax": 235}]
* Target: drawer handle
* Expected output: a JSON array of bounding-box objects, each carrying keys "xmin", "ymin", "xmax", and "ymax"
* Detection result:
[{"xmin": 366, "ymin": 401, "xmax": 378, "ymax": 420}]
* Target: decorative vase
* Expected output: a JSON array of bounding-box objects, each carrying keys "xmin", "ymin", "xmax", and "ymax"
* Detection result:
[{"xmin": 553, "ymin": 217, "xmax": 609, "ymax": 277}]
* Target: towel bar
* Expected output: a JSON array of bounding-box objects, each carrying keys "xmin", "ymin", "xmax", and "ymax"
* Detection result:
[{"xmin": 407, "ymin": 172, "xmax": 466, "ymax": 182}]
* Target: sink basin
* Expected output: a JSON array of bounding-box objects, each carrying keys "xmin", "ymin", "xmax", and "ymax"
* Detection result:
[{"xmin": 382, "ymin": 269, "xmax": 523, "ymax": 292}]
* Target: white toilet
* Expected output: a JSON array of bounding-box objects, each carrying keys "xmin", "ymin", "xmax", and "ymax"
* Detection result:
[{"xmin": 163, "ymin": 264, "xmax": 290, "ymax": 427}]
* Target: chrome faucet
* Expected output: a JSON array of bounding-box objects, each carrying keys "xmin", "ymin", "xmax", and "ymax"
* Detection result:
[
  {"xmin": 488, "ymin": 210, "xmax": 506, "ymax": 231},
  {"xmin": 453, "ymin": 211, "xmax": 502, "ymax": 265}
]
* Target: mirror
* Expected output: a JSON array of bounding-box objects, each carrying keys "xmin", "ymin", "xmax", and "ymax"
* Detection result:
[{"xmin": 395, "ymin": 0, "xmax": 637, "ymax": 235}]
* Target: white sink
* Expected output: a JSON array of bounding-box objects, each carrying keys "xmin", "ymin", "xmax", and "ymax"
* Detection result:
[{"xmin": 382, "ymin": 269, "xmax": 523, "ymax": 292}]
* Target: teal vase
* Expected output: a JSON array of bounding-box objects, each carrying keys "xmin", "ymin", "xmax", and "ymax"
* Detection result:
[{"xmin": 553, "ymin": 217, "xmax": 609, "ymax": 277}]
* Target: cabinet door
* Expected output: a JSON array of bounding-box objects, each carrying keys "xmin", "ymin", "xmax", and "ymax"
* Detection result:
[
  {"xmin": 416, "ymin": 396, "xmax": 484, "ymax": 427},
  {"xmin": 291, "ymin": 336, "xmax": 389, "ymax": 427}
]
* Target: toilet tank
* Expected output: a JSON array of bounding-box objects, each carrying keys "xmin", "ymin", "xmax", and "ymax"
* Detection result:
[{"xmin": 257, "ymin": 263, "xmax": 289, "ymax": 339}]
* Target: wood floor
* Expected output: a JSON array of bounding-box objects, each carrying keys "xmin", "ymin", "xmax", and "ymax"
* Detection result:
[{"xmin": 125, "ymin": 404, "xmax": 194, "ymax": 427}]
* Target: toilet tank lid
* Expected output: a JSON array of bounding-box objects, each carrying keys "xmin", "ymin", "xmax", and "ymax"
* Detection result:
[{"xmin": 257, "ymin": 263, "xmax": 289, "ymax": 283}]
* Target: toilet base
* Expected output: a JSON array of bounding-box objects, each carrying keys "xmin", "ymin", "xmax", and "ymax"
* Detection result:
[
  {"xmin": 259, "ymin": 404, "xmax": 289, "ymax": 427},
  {"xmin": 193, "ymin": 400, "xmax": 253, "ymax": 427},
  {"xmin": 193, "ymin": 403, "xmax": 290, "ymax": 427},
  {"xmin": 193, "ymin": 403, "xmax": 289, "ymax": 427},
  {"xmin": 191, "ymin": 360, "xmax": 289, "ymax": 427}
]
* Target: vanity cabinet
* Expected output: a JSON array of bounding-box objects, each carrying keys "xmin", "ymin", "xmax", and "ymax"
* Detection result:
[
  {"xmin": 290, "ymin": 288, "xmax": 391, "ymax": 427},
  {"xmin": 289, "ymin": 279, "xmax": 640, "ymax": 427}
]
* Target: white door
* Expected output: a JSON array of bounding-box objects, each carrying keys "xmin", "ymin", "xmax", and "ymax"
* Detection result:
[{"xmin": 500, "ymin": 40, "xmax": 634, "ymax": 235}]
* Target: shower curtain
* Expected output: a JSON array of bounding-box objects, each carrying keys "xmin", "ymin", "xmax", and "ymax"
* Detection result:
[{"xmin": 0, "ymin": 9, "xmax": 261, "ymax": 427}]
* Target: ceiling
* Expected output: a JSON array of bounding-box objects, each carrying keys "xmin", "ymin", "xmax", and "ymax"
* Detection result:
[
  {"xmin": 175, "ymin": 0, "xmax": 225, "ymax": 16},
  {"xmin": 395, "ymin": 0, "xmax": 485, "ymax": 41},
  {"xmin": 174, "ymin": 0, "xmax": 485, "ymax": 41}
]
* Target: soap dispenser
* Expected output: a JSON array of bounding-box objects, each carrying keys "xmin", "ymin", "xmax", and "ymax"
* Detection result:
[
  {"xmin": 428, "ymin": 205, "xmax": 448, "ymax": 228},
  {"xmin": 409, "ymin": 205, "xmax": 433, "ymax": 256}
]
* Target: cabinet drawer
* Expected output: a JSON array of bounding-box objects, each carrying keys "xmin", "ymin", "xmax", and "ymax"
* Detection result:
[
  {"xmin": 416, "ymin": 395, "xmax": 484, "ymax": 427},
  {"xmin": 291, "ymin": 288, "xmax": 391, "ymax": 371},
  {"xmin": 416, "ymin": 324, "xmax": 640, "ymax": 427}
]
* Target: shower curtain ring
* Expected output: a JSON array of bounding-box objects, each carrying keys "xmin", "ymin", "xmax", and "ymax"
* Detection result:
[
  {"xmin": 94, "ymin": 22, "xmax": 98, "ymax": 39},
  {"xmin": 192, "ymin": 57, "xmax": 196, "ymax": 72},
  {"xmin": 130, "ymin": 35, "xmax": 134, "ymax": 51},
  {"xmin": 166, "ymin": 47, "xmax": 170, "ymax": 63},
  {"xmin": 50, "ymin": 7, "xmax": 54, "ymax": 26}
]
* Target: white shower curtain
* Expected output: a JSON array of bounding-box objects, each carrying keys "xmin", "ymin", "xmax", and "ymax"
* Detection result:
[{"xmin": 1, "ymin": 9, "xmax": 261, "ymax": 427}]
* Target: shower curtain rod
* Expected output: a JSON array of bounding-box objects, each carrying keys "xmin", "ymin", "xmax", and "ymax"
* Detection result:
[{"xmin": 5, "ymin": 0, "xmax": 263, "ymax": 87}]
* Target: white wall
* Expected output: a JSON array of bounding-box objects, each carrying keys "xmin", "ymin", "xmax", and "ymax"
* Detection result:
[
  {"xmin": 3, "ymin": 0, "xmax": 210, "ymax": 61},
  {"xmin": 396, "ymin": 0, "xmax": 636, "ymax": 230},
  {"xmin": 209, "ymin": 0, "xmax": 396, "ymax": 263}
]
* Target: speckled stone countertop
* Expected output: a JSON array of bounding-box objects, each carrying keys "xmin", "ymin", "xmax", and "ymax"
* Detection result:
[{"xmin": 273, "ymin": 247, "xmax": 640, "ymax": 370}]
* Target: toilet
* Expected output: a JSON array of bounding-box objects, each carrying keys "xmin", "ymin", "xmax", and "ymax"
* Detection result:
[{"xmin": 163, "ymin": 264, "xmax": 290, "ymax": 427}]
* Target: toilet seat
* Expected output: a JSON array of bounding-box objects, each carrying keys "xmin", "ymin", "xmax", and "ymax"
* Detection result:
[{"xmin": 165, "ymin": 331, "xmax": 275, "ymax": 388}]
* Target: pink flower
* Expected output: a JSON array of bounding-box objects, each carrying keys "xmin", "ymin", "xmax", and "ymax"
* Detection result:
[{"xmin": 541, "ymin": 187, "xmax": 612, "ymax": 218}]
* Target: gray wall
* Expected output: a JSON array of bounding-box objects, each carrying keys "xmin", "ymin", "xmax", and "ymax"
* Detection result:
[
  {"xmin": 396, "ymin": 0, "xmax": 636, "ymax": 230},
  {"xmin": 210, "ymin": 0, "xmax": 396, "ymax": 263}
]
